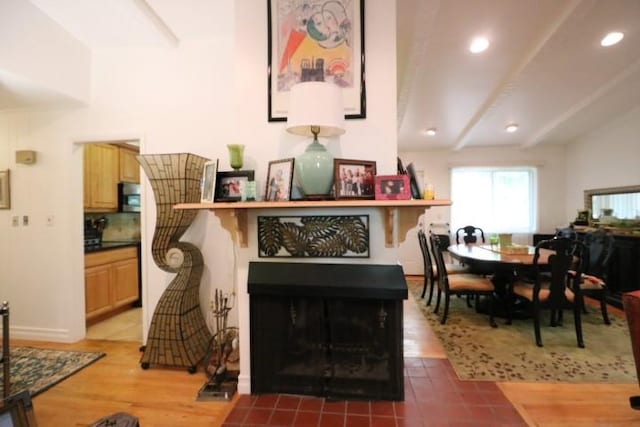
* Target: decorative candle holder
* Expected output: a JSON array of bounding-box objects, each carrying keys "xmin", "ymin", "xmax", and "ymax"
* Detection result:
[{"xmin": 227, "ymin": 144, "xmax": 245, "ymax": 171}]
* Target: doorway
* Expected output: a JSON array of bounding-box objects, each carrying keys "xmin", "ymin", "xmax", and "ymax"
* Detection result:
[{"xmin": 82, "ymin": 139, "xmax": 143, "ymax": 342}]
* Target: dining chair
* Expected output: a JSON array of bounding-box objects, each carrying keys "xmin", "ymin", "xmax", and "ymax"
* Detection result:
[
  {"xmin": 430, "ymin": 233, "xmax": 497, "ymax": 327},
  {"xmin": 578, "ymin": 229, "xmax": 615, "ymax": 324},
  {"xmin": 508, "ymin": 237, "xmax": 586, "ymax": 348},
  {"xmin": 455, "ymin": 225, "xmax": 486, "ymax": 244},
  {"xmin": 418, "ymin": 229, "xmax": 469, "ymax": 306}
]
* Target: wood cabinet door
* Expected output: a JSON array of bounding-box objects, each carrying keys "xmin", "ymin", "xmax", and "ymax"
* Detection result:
[
  {"xmin": 111, "ymin": 258, "xmax": 139, "ymax": 307},
  {"xmin": 85, "ymin": 264, "xmax": 113, "ymax": 319},
  {"xmin": 84, "ymin": 144, "xmax": 118, "ymax": 210},
  {"xmin": 119, "ymin": 147, "xmax": 140, "ymax": 183}
]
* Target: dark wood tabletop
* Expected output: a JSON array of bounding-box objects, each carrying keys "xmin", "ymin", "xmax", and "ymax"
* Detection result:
[{"xmin": 448, "ymin": 244, "xmax": 552, "ymax": 267}]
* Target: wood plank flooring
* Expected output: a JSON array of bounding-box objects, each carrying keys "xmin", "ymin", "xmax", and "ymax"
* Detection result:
[{"xmin": 8, "ymin": 279, "xmax": 640, "ymax": 426}]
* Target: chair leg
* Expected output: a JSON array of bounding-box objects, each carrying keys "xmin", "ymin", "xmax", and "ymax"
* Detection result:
[
  {"xmin": 488, "ymin": 293, "xmax": 497, "ymax": 328},
  {"xmin": 534, "ymin": 308, "xmax": 543, "ymax": 347},
  {"xmin": 466, "ymin": 294, "xmax": 473, "ymax": 308},
  {"xmin": 426, "ymin": 273, "xmax": 435, "ymax": 306},
  {"xmin": 440, "ymin": 293, "xmax": 451, "ymax": 325},
  {"xmin": 421, "ymin": 275, "xmax": 427, "ymax": 298},
  {"xmin": 600, "ymin": 296, "xmax": 611, "ymax": 325},
  {"xmin": 574, "ymin": 306, "xmax": 585, "ymax": 348},
  {"xmin": 433, "ymin": 287, "xmax": 442, "ymax": 314}
]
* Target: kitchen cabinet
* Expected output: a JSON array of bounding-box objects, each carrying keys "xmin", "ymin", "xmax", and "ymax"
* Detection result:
[
  {"xmin": 85, "ymin": 246, "xmax": 139, "ymax": 322},
  {"xmin": 84, "ymin": 144, "xmax": 119, "ymax": 211},
  {"xmin": 119, "ymin": 146, "xmax": 140, "ymax": 183}
]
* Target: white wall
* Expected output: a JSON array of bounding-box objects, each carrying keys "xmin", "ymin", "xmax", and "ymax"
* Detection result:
[
  {"xmin": 0, "ymin": 0, "xmax": 399, "ymax": 394},
  {"xmin": 397, "ymin": 145, "xmax": 568, "ymax": 274},
  {"xmin": 0, "ymin": 0, "xmax": 90, "ymax": 105},
  {"xmin": 565, "ymin": 105, "xmax": 640, "ymax": 216}
]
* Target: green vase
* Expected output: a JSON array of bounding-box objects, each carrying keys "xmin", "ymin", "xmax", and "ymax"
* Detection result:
[
  {"xmin": 295, "ymin": 138, "xmax": 333, "ymax": 198},
  {"xmin": 227, "ymin": 144, "xmax": 245, "ymax": 170}
]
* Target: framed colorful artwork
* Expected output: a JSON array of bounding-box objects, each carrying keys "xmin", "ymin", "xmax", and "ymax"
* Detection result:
[{"xmin": 267, "ymin": 0, "xmax": 366, "ymax": 121}]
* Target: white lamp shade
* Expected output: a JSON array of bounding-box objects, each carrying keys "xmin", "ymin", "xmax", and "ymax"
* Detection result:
[{"xmin": 286, "ymin": 81, "xmax": 345, "ymax": 137}]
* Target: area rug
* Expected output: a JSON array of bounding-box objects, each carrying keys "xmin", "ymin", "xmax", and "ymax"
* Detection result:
[
  {"xmin": 407, "ymin": 278, "xmax": 637, "ymax": 383},
  {"xmin": 0, "ymin": 346, "xmax": 105, "ymax": 397}
]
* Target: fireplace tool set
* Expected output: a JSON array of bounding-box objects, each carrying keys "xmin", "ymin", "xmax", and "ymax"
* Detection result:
[{"xmin": 197, "ymin": 289, "xmax": 239, "ymax": 401}]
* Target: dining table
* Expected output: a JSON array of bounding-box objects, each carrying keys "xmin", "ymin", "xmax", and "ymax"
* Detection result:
[{"xmin": 447, "ymin": 243, "xmax": 554, "ymax": 318}]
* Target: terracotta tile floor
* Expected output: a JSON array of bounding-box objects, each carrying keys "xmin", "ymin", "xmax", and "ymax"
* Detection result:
[
  {"xmin": 222, "ymin": 280, "xmax": 530, "ymax": 426},
  {"xmin": 222, "ymin": 357, "xmax": 526, "ymax": 426}
]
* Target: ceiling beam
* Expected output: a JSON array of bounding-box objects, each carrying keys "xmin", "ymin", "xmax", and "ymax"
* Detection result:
[
  {"xmin": 132, "ymin": 0, "xmax": 179, "ymax": 47},
  {"xmin": 522, "ymin": 57, "xmax": 640, "ymax": 148},
  {"xmin": 452, "ymin": 0, "xmax": 583, "ymax": 151},
  {"xmin": 396, "ymin": 0, "xmax": 441, "ymax": 131}
]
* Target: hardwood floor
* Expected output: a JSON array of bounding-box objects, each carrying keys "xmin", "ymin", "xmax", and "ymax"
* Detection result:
[{"xmin": 8, "ymin": 281, "xmax": 640, "ymax": 426}]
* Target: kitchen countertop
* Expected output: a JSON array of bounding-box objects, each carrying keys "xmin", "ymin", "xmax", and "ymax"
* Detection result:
[{"xmin": 84, "ymin": 241, "xmax": 140, "ymax": 254}]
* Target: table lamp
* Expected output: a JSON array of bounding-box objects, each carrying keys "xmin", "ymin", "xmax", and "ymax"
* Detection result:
[{"xmin": 286, "ymin": 81, "xmax": 345, "ymax": 199}]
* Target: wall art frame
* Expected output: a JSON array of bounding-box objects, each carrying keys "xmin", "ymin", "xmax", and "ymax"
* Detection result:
[
  {"xmin": 215, "ymin": 170, "xmax": 255, "ymax": 202},
  {"xmin": 200, "ymin": 160, "xmax": 218, "ymax": 203},
  {"xmin": 265, "ymin": 158, "xmax": 295, "ymax": 201},
  {"xmin": 375, "ymin": 174, "xmax": 411, "ymax": 201},
  {"xmin": 333, "ymin": 158, "xmax": 376, "ymax": 200},
  {"xmin": 0, "ymin": 169, "xmax": 10, "ymax": 209},
  {"xmin": 258, "ymin": 215, "xmax": 370, "ymax": 257},
  {"xmin": 267, "ymin": 0, "xmax": 366, "ymax": 121}
]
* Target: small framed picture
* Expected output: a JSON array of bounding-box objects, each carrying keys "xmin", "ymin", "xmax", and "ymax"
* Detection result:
[
  {"xmin": 334, "ymin": 159, "xmax": 377, "ymax": 200},
  {"xmin": 265, "ymin": 158, "xmax": 295, "ymax": 201},
  {"xmin": 0, "ymin": 169, "xmax": 10, "ymax": 209},
  {"xmin": 215, "ymin": 170, "xmax": 255, "ymax": 202},
  {"xmin": 200, "ymin": 160, "xmax": 218, "ymax": 203},
  {"xmin": 375, "ymin": 175, "xmax": 411, "ymax": 200}
]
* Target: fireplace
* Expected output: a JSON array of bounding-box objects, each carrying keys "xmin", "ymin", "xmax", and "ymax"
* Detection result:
[{"xmin": 248, "ymin": 262, "xmax": 407, "ymax": 401}]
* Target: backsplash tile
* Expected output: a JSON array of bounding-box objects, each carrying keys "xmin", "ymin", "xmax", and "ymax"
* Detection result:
[{"xmin": 85, "ymin": 213, "xmax": 141, "ymax": 242}]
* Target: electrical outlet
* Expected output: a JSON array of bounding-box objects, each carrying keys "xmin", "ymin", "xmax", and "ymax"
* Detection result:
[
  {"xmin": 12, "ymin": 216, "xmax": 19, "ymax": 226},
  {"xmin": 22, "ymin": 215, "xmax": 29, "ymax": 226}
]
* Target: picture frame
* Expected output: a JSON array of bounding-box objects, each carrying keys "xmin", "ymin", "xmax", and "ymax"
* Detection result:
[
  {"xmin": 0, "ymin": 169, "xmax": 10, "ymax": 209},
  {"xmin": 267, "ymin": 0, "xmax": 366, "ymax": 121},
  {"xmin": 374, "ymin": 174, "xmax": 411, "ymax": 200},
  {"xmin": 333, "ymin": 158, "xmax": 376, "ymax": 200},
  {"xmin": 200, "ymin": 160, "xmax": 218, "ymax": 203},
  {"xmin": 215, "ymin": 170, "xmax": 255, "ymax": 202},
  {"xmin": 265, "ymin": 158, "xmax": 295, "ymax": 201}
]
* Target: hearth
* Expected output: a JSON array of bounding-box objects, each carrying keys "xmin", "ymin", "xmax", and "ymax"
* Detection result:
[{"xmin": 248, "ymin": 262, "xmax": 407, "ymax": 401}]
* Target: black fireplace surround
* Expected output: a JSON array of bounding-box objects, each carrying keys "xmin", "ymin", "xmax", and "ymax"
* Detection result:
[{"xmin": 248, "ymin": 262, "xmax": 408, "ymax": 401}]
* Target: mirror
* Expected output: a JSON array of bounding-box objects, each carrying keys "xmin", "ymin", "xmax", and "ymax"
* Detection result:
[{"xmin": 585, "ymin": 185, "xmax": 640, "ymax": 221}]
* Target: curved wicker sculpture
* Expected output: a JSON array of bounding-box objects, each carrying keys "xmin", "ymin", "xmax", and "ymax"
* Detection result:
[{"xmin": 137, "ymin": 153, "xmax": 212, "ymax": 373}]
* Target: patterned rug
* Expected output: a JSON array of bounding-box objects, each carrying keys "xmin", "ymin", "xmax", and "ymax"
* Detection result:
[
  {"xmin": 407, "ymin": 278, "xmax": 638, "ymax": 383},
  {"xmin": 0, "ymin": 346, "xmax": 105, "ymax": 397}
]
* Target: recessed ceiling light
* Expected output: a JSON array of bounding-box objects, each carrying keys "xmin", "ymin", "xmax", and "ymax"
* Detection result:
[
  {"xmin": 505, "ymin": 123, "xmax": 519, "ymax": 133},
  {"xmin": 425, "ymin": 128, "xmax": 437, "ymax": 136},
  {"xmin": 469, "ymin": 37, "xmax": 489, "ymax": 54},
  {"xmin": 601, "ymin": 31, "xmax": 624, "ymax": 47}
]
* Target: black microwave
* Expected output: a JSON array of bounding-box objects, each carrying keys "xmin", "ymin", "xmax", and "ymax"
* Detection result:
[{"xmin": 118, "ymin": 183, "xmax": 141, "ymax": 212}]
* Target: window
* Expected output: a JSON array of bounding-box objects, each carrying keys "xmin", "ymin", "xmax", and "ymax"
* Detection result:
[{"xmin": 450, "ymin": 167, "xmax": 537, "ymax": 233}]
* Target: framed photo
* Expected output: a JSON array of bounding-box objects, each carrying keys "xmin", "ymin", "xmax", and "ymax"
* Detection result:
[
  {"xmin": 333, "ymin": 158, "xmax": 376, "ymax": 200},
  {"xmin": 267, "ymin": 0, "xmax": 366, "ymax": 121},
  {"xmin": 215, "ymin": 170, "xmax": 255, "ymax": 202},
  {"xmin": 200, "ymin": 160, "xmax": 218, "ymax": 203},
  {"xmin": 375, "ymin": 175, "xmax": 411, "ymax": 200},
  {"xmin": 265, "ymin": 158, "xmax": 295, "ymax": 201},
  {"xmin": 0, "ymin": 169, "xmax": 10, "ymax": 209}
]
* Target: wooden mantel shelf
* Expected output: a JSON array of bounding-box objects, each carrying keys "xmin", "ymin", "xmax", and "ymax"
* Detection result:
[{"xmin": 174, "ymin": 199, "xmax": 452, "ymax": 248}]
